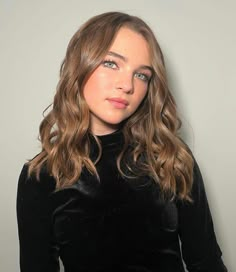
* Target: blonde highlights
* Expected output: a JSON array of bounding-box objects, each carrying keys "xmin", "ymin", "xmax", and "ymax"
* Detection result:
[{"xmin": 29, "ymin": 12, "xmax": 193, "ymax": 200}]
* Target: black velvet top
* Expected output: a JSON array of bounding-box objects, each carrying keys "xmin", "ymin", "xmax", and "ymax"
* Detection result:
[{"xmin": 17, "ymin": 130, "xmax": 227, "ymax": 272}]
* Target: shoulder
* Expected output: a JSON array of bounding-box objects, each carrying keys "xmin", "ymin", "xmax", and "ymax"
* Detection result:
[
  {"xmin": 190, "ymin": 159, "xmax": 206, "ymax": 199},
  {"xmin": 177, "ymin": 158, "xmax": 209, "ymax": 215},
  {"xmin": 17, "ymin": 163, "xmax": 57, "ymax": 228},
  {"xmin": 17, "ymin": 163, "xmax": 56, "ymax": 202}
]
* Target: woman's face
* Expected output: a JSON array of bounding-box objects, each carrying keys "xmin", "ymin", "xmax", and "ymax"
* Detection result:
[{"xmin": 83, "ymin": 27, "xmax": 152, "ymax": 135}]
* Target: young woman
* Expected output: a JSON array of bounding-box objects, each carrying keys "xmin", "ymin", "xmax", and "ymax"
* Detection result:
[{"xmin": 17, "ymin": 12, "xmax": 227, "ymax": 272}]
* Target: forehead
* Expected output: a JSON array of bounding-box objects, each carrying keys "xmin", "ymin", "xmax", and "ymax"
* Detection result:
[{"xmin": 108, "ymin": 27, "xmax": 151, "ymax": 65}]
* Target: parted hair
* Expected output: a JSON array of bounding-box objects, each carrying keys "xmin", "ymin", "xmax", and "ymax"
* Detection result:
[{"xmin": 28, "ymin": 11, "xmax": 194, "ymax": 200}]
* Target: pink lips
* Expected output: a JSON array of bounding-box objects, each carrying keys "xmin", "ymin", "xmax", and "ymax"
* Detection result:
[{"xmin": 107, "ymin": 97, "xmax": 129, "ymax": 109}]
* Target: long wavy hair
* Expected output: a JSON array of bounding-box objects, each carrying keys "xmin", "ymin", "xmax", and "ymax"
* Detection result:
[{"xmin": 28, "ymin": 12, "xmax": 193, "ymax": 200}]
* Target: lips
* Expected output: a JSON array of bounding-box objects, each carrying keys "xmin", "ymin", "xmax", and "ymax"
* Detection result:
[
  {"xmin": 107, "ymin": 97, "xmax": 129, "ymax": 109},
  {"xmin": 108, "ymin": 97, "xmax": 129, "ymax": 105}
]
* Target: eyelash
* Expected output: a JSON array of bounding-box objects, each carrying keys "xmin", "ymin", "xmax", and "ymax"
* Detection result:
[
  {"xmin": 102, "ymin": 60, "xmax": 118, "ymax": 69},
  {"xmin": 102, "ymin": 59, "xmax": 151, "ymax": 82},
  {"xmin": 134, "ymin": 72, "xmax": 150, "ymax": 82}
]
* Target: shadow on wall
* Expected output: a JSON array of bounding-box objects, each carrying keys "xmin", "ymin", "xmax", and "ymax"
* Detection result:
[{"xmin": 165, "ymin": 57, "xmax": 194, "ymax": 149}]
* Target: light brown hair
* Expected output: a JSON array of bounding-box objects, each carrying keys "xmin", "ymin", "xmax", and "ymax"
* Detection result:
[{"xmin": 28, "ymin": 12, "xmax": 193, "ymax": 200}]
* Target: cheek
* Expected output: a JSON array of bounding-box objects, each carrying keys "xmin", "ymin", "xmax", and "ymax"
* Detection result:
[
  {"xmin": 83, "ymin": 74, "xmax": 102, "ymax": 101},
  {"xmin": 134, "ymin": 88, "xmax": 148, "ymax": 105},
  {"xmin": 85, "ymin": 71, "xmax": 113, "ymax": 98}
]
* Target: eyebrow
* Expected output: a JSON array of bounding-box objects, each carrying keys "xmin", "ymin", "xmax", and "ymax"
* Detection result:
[{"xmin": 107, "ymin": 51, "xmax": 153, "ymax": 73}]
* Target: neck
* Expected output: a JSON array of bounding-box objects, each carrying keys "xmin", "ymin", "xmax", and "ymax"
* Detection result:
[{"xmin": 90, "ymin": 124, "xmax": 120, "ymax": 136}]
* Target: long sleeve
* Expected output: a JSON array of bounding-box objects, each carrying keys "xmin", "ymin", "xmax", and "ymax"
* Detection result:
[
  {"xmin": 177, "ymin": 161, "xmax": 227, "ymax": 272},
  {"xmin": 17, "ymin": 164, "xmax": 60, "ymax": 272}
]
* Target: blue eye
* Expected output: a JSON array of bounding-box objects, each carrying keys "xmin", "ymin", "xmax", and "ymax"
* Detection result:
[
  {"xmin": 135, "ymin": 72, "xmax": 150, "ymax": 82},
  {"xmin": 102, "ymin": 60, "xmax": 118, "ymax": 69}
]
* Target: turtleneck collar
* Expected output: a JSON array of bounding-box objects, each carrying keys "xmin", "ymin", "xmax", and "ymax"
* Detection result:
[
  {"xmin": 96, "ymin": 129, "xmax": 124, "ymax": 148},
  {"xmin": 88, "ymin": 129, "xmax": 124, "ymax": 162}
]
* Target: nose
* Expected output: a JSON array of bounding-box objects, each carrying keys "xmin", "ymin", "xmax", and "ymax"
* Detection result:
[{"xmin": 115, "ymin": 71, "xmax": 134, "ymax": 93}]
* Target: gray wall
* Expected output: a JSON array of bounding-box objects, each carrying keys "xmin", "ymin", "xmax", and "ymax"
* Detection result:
[{"xmin": 0, "ymin": 0, "xmax": 235, "ymax": 271}]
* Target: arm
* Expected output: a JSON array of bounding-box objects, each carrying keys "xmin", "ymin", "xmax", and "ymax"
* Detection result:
[
  {"xmin": 177, "ymin": 161, "xmax": 227, "ymax": 272},
  {"xmin": 17, "ymin": 164, "xmax": 60, "ymax": 272}
]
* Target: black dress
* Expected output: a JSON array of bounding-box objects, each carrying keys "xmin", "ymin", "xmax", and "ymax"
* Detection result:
[{"xmin": 17, "ymin": 130, "xmax": 227, "ymax": 272}]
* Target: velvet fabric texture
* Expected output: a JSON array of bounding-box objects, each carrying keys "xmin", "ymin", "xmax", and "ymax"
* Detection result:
[{"xmin": 17, "ymin": 130, "xmax": 227, "ymax": 272}]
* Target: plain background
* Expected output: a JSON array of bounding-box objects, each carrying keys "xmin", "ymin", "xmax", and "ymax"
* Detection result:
[{"xmin": 0, "ymin": 0, "xmax": 235, "ymax": 271}]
